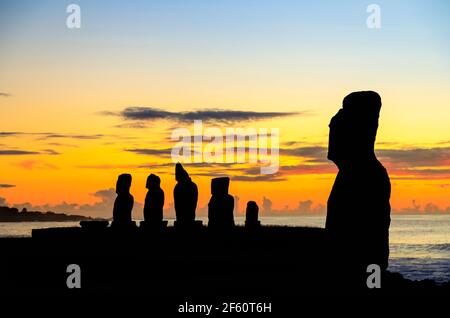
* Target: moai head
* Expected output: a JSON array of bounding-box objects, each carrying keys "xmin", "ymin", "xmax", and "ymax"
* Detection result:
[
  {"xmin": 211, "ymin": 177, "xmax": 230, "ymax": 196},
  {"xmin": 146, "ymin": 173, "xmax": 161, "ymax": 189},
  {"xmin": 328, "ymin": 91, "xmax": 381, "ymax": 167},
  {"xmin": 116, "ymin": 173, "xmax": 132, "ymax": 195},
  {"xmin": 175, "ymin": 163, "xmax": 189, "ymax": 182},
  {"xmin": 246, "ymin": 201, "xmax": 259, "ymax": 215}
]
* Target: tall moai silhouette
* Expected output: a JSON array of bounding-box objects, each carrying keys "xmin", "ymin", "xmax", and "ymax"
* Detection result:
[
  {"xmin": 208, "ymin": 177, "xmax": 235, "ymax": 229},
  {"xmin": 245, "ymin": 201, "xmax": 260, "ymax": 228},
  {"xmin": 326, "ymin": 91, "xmax": 391, "ymax": 271},
  {"xmin": 174, "ymin": 163, "xmax": 198, "ymax": 226},
  {"xmin": 143, "ymin": 173, "xmax": 165, "ymax": 227},
  {"xmin": 112, "ymin": 173, "xmax": 134, "ymax": 227}
]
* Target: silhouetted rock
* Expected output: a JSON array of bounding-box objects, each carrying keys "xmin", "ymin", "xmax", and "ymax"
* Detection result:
[
  {"xmin": 174, "ymin": 163, "xmax": 199, "ymax": 226},
  {"xmin": 208, "ymin": 177, "xmax": 235, "ymax": 229},
  {"xmin": 142, "ymin": 174, "xmax": 165, "ymax": 228},
  {"xmin": 326, "ymin": 91, "xmax": 391, "ymax": 271},
  {"xmin": 0, "ymin": 206, "xmax": 100, "ymax": 222},
  {"xmin": 111, "ymin": 173, "xmax": 135, "ymax": 228},
  {"xmin": 245, "ymin": 201, "xmax": 260, "ymax": 228}
]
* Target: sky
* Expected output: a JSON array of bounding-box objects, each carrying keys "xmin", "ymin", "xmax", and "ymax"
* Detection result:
[{"xmin": 0, "ymin": 0, "xmax": 449, "ymax": 218}]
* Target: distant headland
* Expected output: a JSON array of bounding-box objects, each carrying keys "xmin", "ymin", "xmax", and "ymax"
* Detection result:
[{"xmin": 0, "ymin": 206, "xmax": 104, "ymax": 222}]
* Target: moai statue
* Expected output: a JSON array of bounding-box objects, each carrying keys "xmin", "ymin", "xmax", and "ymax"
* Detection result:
[
  {"xmin": 208, "ymin": 177, "xmax": 235, "ymax": 229},
  {"xmin": 326, "ymin": 91, "xmax": 391, "ymax": 271},
  {"xmin": 174, "ymin": 163, "xmax": 199, "ymax": 227},
  {"xmin": 245, "ymin": 201, "xmax": 261, "ymax": 228},
  {"xmin": 142, "ymin": 173, "xmax": 166, "ymax": 228},
  {"xmin": 111, "ymin": 173, "xmax": 134, "ymax": 228}
]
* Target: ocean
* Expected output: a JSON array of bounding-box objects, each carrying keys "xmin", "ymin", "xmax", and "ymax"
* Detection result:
[{"xmin": 1, "ymin": 214, "xmax": 449, "ymax": 283}]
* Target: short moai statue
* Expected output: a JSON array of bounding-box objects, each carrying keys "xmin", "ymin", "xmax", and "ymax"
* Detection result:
[
  {"xmin": 142, "ymin": 173, "xmax": 166, "ymax": 229},
  {"xmin": 174, "ymin": 163, "xmax": 199, "ymax": 228},
  {"xmin": 208, "ymin": 177, "xmax": 235, "ymax": 229},
  {"xmin": 112, "ymin": 173, "xmax": 135, "ymax": 228},
  {"xmin": 245, "ymin": 201, "xmax": 261, "ymax": 228}
]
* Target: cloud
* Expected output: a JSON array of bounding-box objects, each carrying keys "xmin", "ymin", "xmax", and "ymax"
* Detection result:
[
  {"xmin": 179, "ymin": 163, "xmax": 288, "ymax": 182},
  {"xmin": 118, "ymin": 107, "xmax": 173, "ymax": 120},
  {"xmin": 11, "ymin": 188, "xmax": 122, "ymax": 218},
  {"xmin": 41, "ymin": 149, "xmax": 61, "ymax": 155},
  {"xmin": 114, "ymin": 122, "xmax": 149, "ymax": 129},
  {"xmin": 258, "ymin": 196, "xmax": 326, "ymax": 215},
  {"xmin": 280, "ymin": 146, "xmax": 326, "ymax": 157},
  {"xmin": 11, "ymin": 188, "xmax": 145, "ymax": 219},
  {"xmin": 46, "ymin": 142, "xmax": 79, "ymax": 148},
  {"xmin": 393, "ymin": 200, "xmax": 450, "ymax": 214},
  {"xmin": 0, "ymin": 150, "xmax": 40, "ymax": 155},
  {"xmin": 218, "ymin": 166, "xmax": 286, "ymax": 182},
  {"xmin": 377, "ymin": 147, "xmax": 450, "ymax": 178},
  {"xmin": 376, "ymin": 147, "xmax": 450, "ymax": 167},
  {"xmin": 279, "ymin": 163, "xmax": 336, "ymax": 175},
  {"xmin": 388, "ymin": 170, "xmax": 450, "ymax": 180},
  {"xmin": 0, "ymin": 92, "xmax": 11, "ymax": 97},
  {"xmin": 125, "ymin": 148, "xmax": 173, "ymax": 157},
  {"xmin": 14, "ymin": 160, "xmax": 58, "ymax": 170},
  {"xmin": 279, "ymin": 145, "xmax": 450, "ymax": 177},
  {"xmin": 0, "ymin": 131, "xmax": 107, "ymax": 140},
  {"xmin": 177, "ymin": 109, "xmax": 300, "ymax": 122},
  {"xmin": 231, "ymin": 174, "xmax": 287, "ymax": 182},
  {"xmin": 76, "ymin": 164, "xmax": 147, "ymax": 169},
  {"xmin": 75, "ymin": 162, "xmax": 238, "ymax": 172},
  {"xmin": 83, "ymin": 144, "xmax": 450, "ymax": 180},
  {"xmin": 78, "ymin": 159, "xmax": 285, "ymax": 183},
  {"xmin": 38, "ymin": 133, "xmax": 105, "ymax": 140},
  {"xmin": 0, "ymin": 149, "xmax": 60, "ymax": 156},
  {"xmin": 281, "ymin": 145, "xmax": 450, "ymax": 166},
  {"xmin": 104, "ymin": 106, "xmax": 302, "ymax": 123},
  {"xmin": 0, "ymin": 132, "xmax": 22, "ymax": 137},
  {"xmin": 0, "ymin": 184, "xmax": 15, "ymax": 188},
  {"xmin": 391, "ymin": 168, "xmax": 450, "ymax": 177},
  {"xmin": 280, "ymin": 146, "xmax": 329, "ymax": 163}
]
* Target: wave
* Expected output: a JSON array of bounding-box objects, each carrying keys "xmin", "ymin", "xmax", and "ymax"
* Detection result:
[
  {"xmin": 389, "ymin": 257, "xmax": 450, "ymax": 284},
  {"xmin": 391, "ymin": 243, "xmax": 450, "ymax": 250},
  {"xmin": 390, "ymin": 243, "xmax": 450, "ymax": 260}
]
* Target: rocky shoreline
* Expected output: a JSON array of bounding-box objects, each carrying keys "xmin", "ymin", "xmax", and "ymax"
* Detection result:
[{"xmin": 0, "ymin": 205, "xmax": 105, "ymax": 222}]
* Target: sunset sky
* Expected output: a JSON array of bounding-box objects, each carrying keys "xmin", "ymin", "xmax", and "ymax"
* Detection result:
[{"xmin": 1, "ymin": 0, "xmax": 449, "ymax": 218}]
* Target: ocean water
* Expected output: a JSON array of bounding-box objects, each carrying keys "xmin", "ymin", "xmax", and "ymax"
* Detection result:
[{"xmin": 0, "ymin": 215, "xmax": 449, "ymax": 283}]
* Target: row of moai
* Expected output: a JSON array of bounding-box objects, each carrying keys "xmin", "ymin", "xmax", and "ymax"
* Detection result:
[{"xmin": 111, "ymin": 163, "xmax": 261, "ymax": 229}]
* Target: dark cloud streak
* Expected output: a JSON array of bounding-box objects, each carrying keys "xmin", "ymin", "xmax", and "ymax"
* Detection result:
[
  {"xmin": 0, "ymin": 149, "xmax": 60, "ymax": 156},
  {"xmin": 104, "ymin": 106, "xmax": 302, "ymax": 123},
  {"xmin": 0, "ymin": 150, "xmax": 40, "ymax": 155},
  {"xmin": 125, "ymin": 148, "xmax": 172, "ymax": 156},
  {"xmin": 0, "ymin": 184, "xmax": 15, "ymax": 188}
]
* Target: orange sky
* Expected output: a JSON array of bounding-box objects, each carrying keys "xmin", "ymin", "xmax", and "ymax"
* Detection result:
[{"xmin": 0, "ymin": 1, "xmax": 449, "ymax": 217}]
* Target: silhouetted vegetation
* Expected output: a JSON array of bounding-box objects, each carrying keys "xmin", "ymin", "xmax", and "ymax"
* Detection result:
[{"xmin": 0, "ymin": 206, "xmax": 101, "ymax": 222}]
